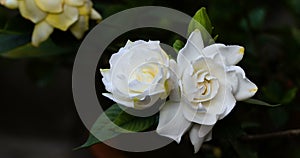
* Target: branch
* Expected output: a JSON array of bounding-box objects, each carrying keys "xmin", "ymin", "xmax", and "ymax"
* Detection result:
[{"xmin": 240, "ymin": 129, "xmax": 300, "ymax": 141}]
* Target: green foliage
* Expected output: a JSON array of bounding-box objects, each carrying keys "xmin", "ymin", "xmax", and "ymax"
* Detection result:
[
  {"xmin": 188, "ymin": 7, "xmax": 215, "ymax": 46},
  {"xmin": 188, "ymin": 7, "xmax": 213, "ymax": 35},
  {"xmin": 173, "ymin": 39, "xmax": 184, "ymax": 52},
  {"xmin": 244, "ymin": 99, "xmax": 281, "ymax": 107},
  {"xmin": 76, "ymin": 104, "xmax": 157, "ymax": 149}
]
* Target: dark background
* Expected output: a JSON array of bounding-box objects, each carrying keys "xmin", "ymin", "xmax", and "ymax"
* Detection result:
[{"xmin": 0, "ymin": 0, "xmax": 299, "ymax": 157}]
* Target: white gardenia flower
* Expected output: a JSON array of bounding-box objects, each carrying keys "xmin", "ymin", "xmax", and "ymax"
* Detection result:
[
  {"xmin": 100, "ymin": 40, "xmax": 176, "ymax": 110},
  {"xmin": 157, "ymin": 29, "xmax": 257, "ymax": 153}
]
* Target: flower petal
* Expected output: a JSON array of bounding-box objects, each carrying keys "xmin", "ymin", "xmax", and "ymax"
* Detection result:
[
  {"xmin": 182, "ymin": 100, "xmax": 218, "ymax": 125},
  {"xmin": 203, "ymin": 82, "xmax": 236, "ymax": 120},
  {"xmin": 78, "ymin": 0, "xmax": 92, "ymax": 15},
  {"xmin": 227, "ymin": 66, "xmax": 258, "ymax": 101},
  {"xmin": 32, "ymin": 21, "xmax": 54, "ymax": 47},
  {"xmin": 100, "ymin": 69, "xmax": 112, "ymax": 92},
  {"xmin": 189, "ymin": 124, "xmax": 213, "ymax": 153},
  {"xmin": 34, "ymin": 0, "xmax": 63, "ymax": 13},
  {"xmin": 157, "ymin": 101, "xmax": 191, "ymax": 143},
  {"xmin": 46, "ymin": 4, "xmax": 78, "ymax": 31},
  {"xmin": 65, "ymin": 0, "xmax": 85, "ymax": 7},
  {"xmin": 19, "ymin": 0, "xmax": 46, "ymax": 23},
  {"xmin": 102, "ymin": 93, "xmax": 134, "ymax": 108},
  {"xmin": 70, "ymin": 15, "xmax": 89, "ymax": 39},
  {"xmin": 177, "ymin": 29, "xmax": 204, "ymax": 76},
  {"xmin": 1, "ymin": 0, "xmax": 18, "ymax": 9},
  {"xmin": 90, "ymin": 8, "xmax": 102, "ymax": 21},
  {"xmin": 202, "ymin": 44, "xmax": 244, "ymax": 66}
]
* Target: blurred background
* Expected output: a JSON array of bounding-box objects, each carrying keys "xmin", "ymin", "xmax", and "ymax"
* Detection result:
[{"xmin": 0, "ymin": 0, "xmax": 299, "ymax": 157}]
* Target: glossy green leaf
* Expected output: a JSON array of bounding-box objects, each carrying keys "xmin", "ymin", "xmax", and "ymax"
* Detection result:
[
  {"xmin": 0, "ymin": 39, "xmax": 72, "ymax": 59},
  {"xmin": 75, "ymin": 104, "xmax": 157, "ymax": 149},
  {"xmin": 0, "ymin": 32, "xmax": 31, "ymax": 53},
  {"xmin": 188, "ymin": 7, "xmax": 213, "ymax": 36},
  {"xmin": 244, "ymin": 99, "xmax": 281, "ymax": 107}
]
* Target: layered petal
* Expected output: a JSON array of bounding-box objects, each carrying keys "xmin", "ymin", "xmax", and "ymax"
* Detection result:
[
  {"xmin": 32, "ymin": 21, "xmax": 54, "ymax": 46},
  {"xmin": 70, "ymin": 15, "xmax": 89, "ymax": 39},
  {"xmin": 202, "ymin": 44, "xmax": 244, "ymax": 66},
  {"xmin": 90, "ymin": 8, "xmax": 102, "ymax": 21},
  {"xmin": 1, "ymin": 0, "xmax": 18, "ymax": 9},
  {"xmin": 34, "ymin": 0, "xmax": 63, "ymax": 13},
  {"xmin": 78, "ymin": 0, "xmax": 92, "ymax": 15},
  {"xmin": 227, "ymin": 66, "xmax": 258, "ymax": 101},
  {"xmin": 65, "ymin": 0, "xmax": 85, "ymax": 7},
  {"xmin": 19, "ymin": 0, "xmax": 46, "ymax": 23},
  {"xmin": 189, "ymin": 124, "xmax": 213, "ymax": 153},
  {"xmin": 102, "ymin": 93, "xmax": 134, "ymax": 108},
  {"xmin": 46, "ymin": 4, "xmax": 79, "ymax": 31},
  {"xmin": 177, "ymin": 29, "xmax": 204, "ymax": 76},
  {"xmin": 157, "ymin": 101, "xmax": 192, "ymax": 143}
]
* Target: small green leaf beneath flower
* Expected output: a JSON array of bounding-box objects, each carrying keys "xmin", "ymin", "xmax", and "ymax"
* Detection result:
[{"xmin": 173, "ymin": 39, "xmax": 184, "ymax": 52}]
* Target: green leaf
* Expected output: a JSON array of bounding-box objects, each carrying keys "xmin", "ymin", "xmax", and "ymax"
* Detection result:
[
  {"xmin": 188, "ymin": 7, "xmax": 213, "ymax": 36},
  {"xmin": 187, "ymin": 7, "xmax": 215, "ymax": 46},
  {"xmin": 0, "ymin": 39, "xmax": 72, "ymax": 58},
  {"xmin": 173, "ymin": 39, "xmax": 184, "ymax": 52},
  {"xmin": 243, "ymin": 99, "xmax": 281, "ymax": 107},
  {"xmin": 0, "ymin": 32, "xmax": 31, "ymax": 53},
  {"xmin": 281, "ymin": 87, "xmax": 298, "ymax": 104},
  {"xmin": 75, "ymin": 104, "xmax": 157, "ymax": 149}
]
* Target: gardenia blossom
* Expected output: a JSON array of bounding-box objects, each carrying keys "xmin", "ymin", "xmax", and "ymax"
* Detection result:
[
  {"xmin": 0, "ymin": 0, "xmax": 102, "ymax": 46},
  {"xmin": 100, "ymin": 40, "xmax": 177, "ymax": 110},
  {"xmin": 157, "ymin": 29, "xmax": 257, "ymax": 153}
]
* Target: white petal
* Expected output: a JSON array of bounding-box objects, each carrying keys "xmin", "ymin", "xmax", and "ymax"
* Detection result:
[
  {"xmin": 189, "ymin": 124, "xmax": 213, "ymax": 153},
  {"xmin": 78, "ymin": 0, "xmax": 92, "ymax": 16},
  {"xmin": 182, "ymin": 100, "xmax": 217, "ymax": 125},
  {"xmin": 1, "ymin": 0, "xmax": 18, "ymax": 9},
  {"xmin": 19, "ymin": 0, "xmax": 46, "ymax": 23},
  {"xmin": 64, "ymin": 0, "xmax": 85, "ymax": 7},
  {"xmin": 177, "ymin": 29, "xmax": 204, "ymax": 75},
  {"xmin": 227, "ymin": 66, "xmax": 258, "ymax": 101},
  {"xmin": 156, "ymin": 101, "xmax": 191, "ymax": 143},
  {"xmin": 100, "ymin": 69, "xmax": 113, "ymax": 92},
  {"xmin": 102, "ymin": 93, "xmax": 134, "ymax": 108},
  {"xmin": 32, "ymin": 21, "xmax": 54, "ymax": 47},
  {"xmin": 90, "ymin": 8, "xmax": 102, "ymax": 21},
  {"xmin": 34, "ymin": 0, "xmax": 63, "ymax": 13},
  {"xmin": 45, "ymin": 4, "xmax": 79, "ymax": 31},
  {"xmin": 203, "ymin": 84, "xmax": 236, "ymax": 120},
  {"xmin": 70, "ymin": 15, "xmax": 89, "ymax": 39},
  {"xmin": 202, "ymin": 44, "xmax": 244, "ymax": 66}
]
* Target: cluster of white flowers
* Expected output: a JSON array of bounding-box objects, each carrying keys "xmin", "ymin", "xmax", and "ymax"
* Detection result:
[
  {"xmin": 100, "ymin": 29, "xmax": 257, "ymax": 153},
  {"xmin": 0, "ymin": 0, "xmax": 102, "ymax": 46}
]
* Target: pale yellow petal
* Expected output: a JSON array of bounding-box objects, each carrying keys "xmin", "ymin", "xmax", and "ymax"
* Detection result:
[
  {"xmin": 78, "ymin": 0, "xmax": 92, "ymax": 15},
  {"xmin": 34, "ymin": 0, "xmax": 63, "ymax": 13},
  {"xmin": 70, "ymin": 15, "xmax": 89, "ymax": 39},
  {"xmin": 64, "ymin": 0, "xmax": 85, "ymax": 7},
  {"xmin": 1, "ymin": 0, "xmax": 19, "ymax": 9},
  {"xmin": 90, "ymin": 8, "xmax": 102, "ymax": 21},
  {"xmin": 32, "ymin": 21, "xmax": 54, "ymax": 47},
  {"xmin": 19, "ymin": 0, "xmax": 46, "ymax": 23},
  {"xmin": 46, "ymin": 5, "xmax": 78, "ymax": 31}
]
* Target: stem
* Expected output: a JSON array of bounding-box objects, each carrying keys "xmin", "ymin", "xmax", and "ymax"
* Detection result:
[{"xmin": 241, "ymin": 129, "xmax": 300, "ymax": 141}]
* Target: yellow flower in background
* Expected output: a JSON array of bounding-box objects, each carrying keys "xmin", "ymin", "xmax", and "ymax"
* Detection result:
[{"xmin": 0, "ymin": 0, "xmax": 102, "ymax": 46}]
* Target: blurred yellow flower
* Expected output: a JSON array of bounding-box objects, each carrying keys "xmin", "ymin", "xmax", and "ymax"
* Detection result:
[{"xmin": 0, "ymin": 0, "xmax": 102, "ymax": 46}]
